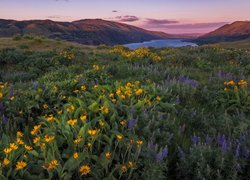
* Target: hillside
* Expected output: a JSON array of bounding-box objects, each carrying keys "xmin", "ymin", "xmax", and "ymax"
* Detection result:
[
  {"xmin": 218, "ymin": 38, "xmax": 250, "ymax": 49},
  {"xmin": 195, "ymin": 21, "xmax": 250, "ymax": 44},
  {"xmin": 0, "ymin": 19, "xmax": 176, "ymax": 45}
]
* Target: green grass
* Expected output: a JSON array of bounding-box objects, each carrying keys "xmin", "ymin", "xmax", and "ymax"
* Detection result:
[
  {"xmin": 0, "ymin": 37, "xmax": 96, "ymax": 52},
  {"xmin": 218, "ymin": 38, "xmax": 250, "ymax": 49},
  {"xmin": 0, "ymin": 39, "xmax": 250, "ymax": 179}
]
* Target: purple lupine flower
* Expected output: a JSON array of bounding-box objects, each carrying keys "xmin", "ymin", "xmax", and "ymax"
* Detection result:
[
  {"xmin": 242, "ymin": 146, "xmax": 250, "ymax": 159},
  {"xmin": 128, "ymin": 118, "xmax": 136, "ymax": 130},
  {"xmin": 235, "ymin": 143, "xmax": 241, "ymax": 158},
  {"xmin": 2, "ymin": 115, "xmax": 8, "ymax": 124},
  {"xmin": 217, "ymin": 134, "xmax": 225, "ymax": 146},
  {"xmin": 178, "ymin": 146, "xmax": 185, "ymax": 160},
  {"xmin": 221, "ymin": 137, "xmax": 231, "ymax": 153},
  {"xmin": 205, "ymin": 135, "xmax": 212, "ymax": 145},
  {"xmin": 191, "ymin": 135, "xmax": 200, "ymax": 144},
  {"xmin": 8, "ymin": 85, "xmax": 14, "ymax": 98},
  {"xmin": 162, "ymin": 147, "xmax": 169, "ymax": 158},
  {"xmin": 179, "ymin": 76, "xmax": 199, "ymax": 88},
  {"xmin": 148, "ymin": 141, "xmax": 157, "ymax": 152},
  {"xmin": 0, "ymin": 102, "xmax": 3, "ymax": 113},
  {"xmin": 239, "ymin": 135, "xmax": 246, "ymax": 142},
  {"xmin": 155, "ymin": 147, "xmax": 168, "ymax": 162}
]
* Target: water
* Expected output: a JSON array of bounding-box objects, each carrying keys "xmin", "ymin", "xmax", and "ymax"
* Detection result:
[{"xmin": 125, "ymin": 39, "xmax": 197, "ymax": 50}]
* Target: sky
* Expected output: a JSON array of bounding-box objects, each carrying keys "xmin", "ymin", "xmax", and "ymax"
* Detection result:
[{"xmin": 0, "ymin": 0, "xmax": 250, "ymax": 34}]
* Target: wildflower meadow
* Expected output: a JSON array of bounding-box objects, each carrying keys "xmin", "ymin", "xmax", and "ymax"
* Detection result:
[{"xmin": 0, "ymin": 43, "xmax": 250, "ymax": 179}]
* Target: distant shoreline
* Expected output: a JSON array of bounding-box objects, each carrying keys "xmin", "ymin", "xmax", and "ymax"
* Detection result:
[{"xmin": 125, "ymin": 39, "xmax": 198, "ymax": 49}]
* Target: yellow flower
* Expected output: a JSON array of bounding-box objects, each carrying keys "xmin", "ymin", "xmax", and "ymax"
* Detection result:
[
  {"xmin": 116, "ymin": 134, "xmax": 123, "ymax": 141},
  {"xmin": 3, "ymin": 158, "xmax": 10, "ymax": 166},
  {"xmin": 128, "ymin": 161, "xmax": 135, "ymax": 168},
  {"xmin": 156, "ymin": 96, "xmax": 161, "ymax": 101},
  {"xmin": 112, "ymin": 98, "xmax": 117, "ymax": 103},
  {"xmin": 109, "ymin": 93, "xmax": 114, "ymax": 98},
  {"xmin": 88, "ymin": 129, "xmax": 98, "ymax": 136},
  {"xmin": 24, "ymin": 145, "xmax": 33, "ymax": 151},
  {"xmin": 80, "ymin": 115, "xmax": 87, "ymax": 122},
  {"xmin": 100, "ymin": 106, "xmax": 109, "ymax": 114},
  {"xmin": 67, "ymin": 119, "xmax": 78, "ymax": 126},
  {"xmin": 105, "ymin": 152, "xmax": 111, "ymax": 159},
  {"xmin": 40, "ymin": 143, "xmax": 46, "ymax": 149},
  {"xmin": 81, "ymin": 85, "xmax": 86, "ymax": 91},
  {"xmin": 57, "ymin": 110, "xmax": 63, "ymax": 115},
  {"xmin": 10, "ymin": 143, "xmax": 18, "ymax": 150},
  {"xmin": 44, "ymin": 135, "xmax": 55, "ymax": 143},
  {"xmin": 0, "ymin": 92, "xmax": 3, "ymax": 98},
  {"xmin": 43, "ymin": 160, "xmax": 59, "ymax": 170},
  {"xmin": 224, "ymin": 80, "xmax": 235, "ymax": 86},
  {"xmin": 74, "ymin": 136, "xmax": 83, "ymax": 145},
  {"xmin": 31, "ymin": 124, "xmax": 41, "ymax": 135},
  {"xmin": 17, "ymin": 131, "xmax": 24, "ymax": 137},
  {"xmin": 93, "ymin": 64, "xmax": 100, "ymax": 71},
  {"xmin": 16, "ymin": 138, "xmax": 24, "ymax": 145},
  {"xmin": 16, "ymin": 161, "xmax": 27, "ymax": 170},
  {"xmin": 94, "ymin": 85, "xmax": 99, "ymax": 90},
  {"xmin": 46, "ymin": 114, "xmax": 56, "ymax": 122},
  {"xmin": 10, "ymin": 96, "xmax": 15, "ymax": 101},
  {"xmin": 66, "ymin": 105, "xmax": 75, "ymax": 112},
  {"xmin": 135, "ymin": 89, "xmax": 143, "ymax": 95},
  {"xmin": 121, "ymin": 165, "xmax": 127, "ymax": 173},
  {"xmin": 33, "ymin": 136, "xmax": 40, "ymax": 144},
  {"xmin": 87, "ymin": 142, "xmax": 92, "ymax": 148},
  {"xmin": 120, "ymin": 120, "xmax": 127, "ymax": 126},
  {"xmin": 43, "ymin": 104, "xmax": 49, "ymax": 109},
  {"xmin": 73, "ymin": 89, "xmax": 79, "ymax": 93},
  {"xmin": 4, "ymin": 148, "xmax": 12, "ymax": 154},
  {"xmin": 80, "ymin": 165, "xmax": 91, "ymax": 175},
  {"xmin": 238, "ymin": 80, "xmax": 248, "ymax": 88},
  {"xmin": 137, "ymin": 140, "xmax": 143, "ymax": 146},
  {"xmin": 73, "ymin": 152, "xmax": 79, "ymax": 159},
  {"xmin": 99, "ymin": 120, "xmax": 105, "ymax": 127}
]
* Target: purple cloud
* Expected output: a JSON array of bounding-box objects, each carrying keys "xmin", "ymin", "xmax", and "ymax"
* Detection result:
[
  {"xmin": 141, "ymin": 20, "xmax": 228, "ymax": 33},
  {"xmin": 47, "ymin": 15, "xmax": 72, "ymax": 19},
  {"xmin": 112, "ymin": 10, "xmax": 118, "ymax": 13},
  {"xmin": 161, "ymin": 22, "xmax": 228, "ymax": 29},
  {"xmin": 116, "ymin": 15, "xmax": 140, "ymax": 22},
  {"xmin": 146, "ymin": 18, "xmax": 179, "ymax": 25}
]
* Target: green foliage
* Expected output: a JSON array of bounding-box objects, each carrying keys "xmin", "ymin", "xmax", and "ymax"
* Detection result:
[{"xmin": 0, "ymin": 45, "xmax": 250, "ymax": 179}]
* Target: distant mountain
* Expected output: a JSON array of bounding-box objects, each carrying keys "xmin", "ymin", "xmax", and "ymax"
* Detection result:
[
  {"xmin": 195, "ymin": 21, "xmax": 250, "ymax": 44},
  {"xmin": 0, "ymin": 19, "xmax": 182, "ymax": 45}
]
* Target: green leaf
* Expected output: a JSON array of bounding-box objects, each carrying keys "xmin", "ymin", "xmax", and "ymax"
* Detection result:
[{"xmin": 88, "ymin": 101, "xmax": 99, "ymax": 112}]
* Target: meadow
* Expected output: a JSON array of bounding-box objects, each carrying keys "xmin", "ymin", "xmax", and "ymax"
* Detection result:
[{"xmin": 0, "ymin": 36, "xmax": 250, "ymax": 180}]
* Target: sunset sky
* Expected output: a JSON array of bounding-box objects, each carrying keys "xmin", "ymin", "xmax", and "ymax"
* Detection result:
[{"xmin": 0, "ymin": 0, "xmax": 250, "ymax": 34}]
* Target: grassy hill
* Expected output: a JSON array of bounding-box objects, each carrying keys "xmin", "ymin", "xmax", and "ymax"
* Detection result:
[
  {"xmin": 195, "ymin": 21, "xmax": 250, "ymax": 44},
  {"xmin": 218, "ymin": 38, "xmax": 250, "ymax": 49},
  {"xmin": 0, "ymin": 36, "xmax": 95, "ymax": 51},
  {"xmin": 0, "ymin": 19, "xmax": 176, "ymax": 45},
  {"xmin": 0, "ymin": 38, "xmax": 250, "ymax": 179}
]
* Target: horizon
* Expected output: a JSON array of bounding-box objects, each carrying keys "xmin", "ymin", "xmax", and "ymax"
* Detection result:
[{"xmin": 0, "ymin": 0, "xmax": 250, "ymax": 34}]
